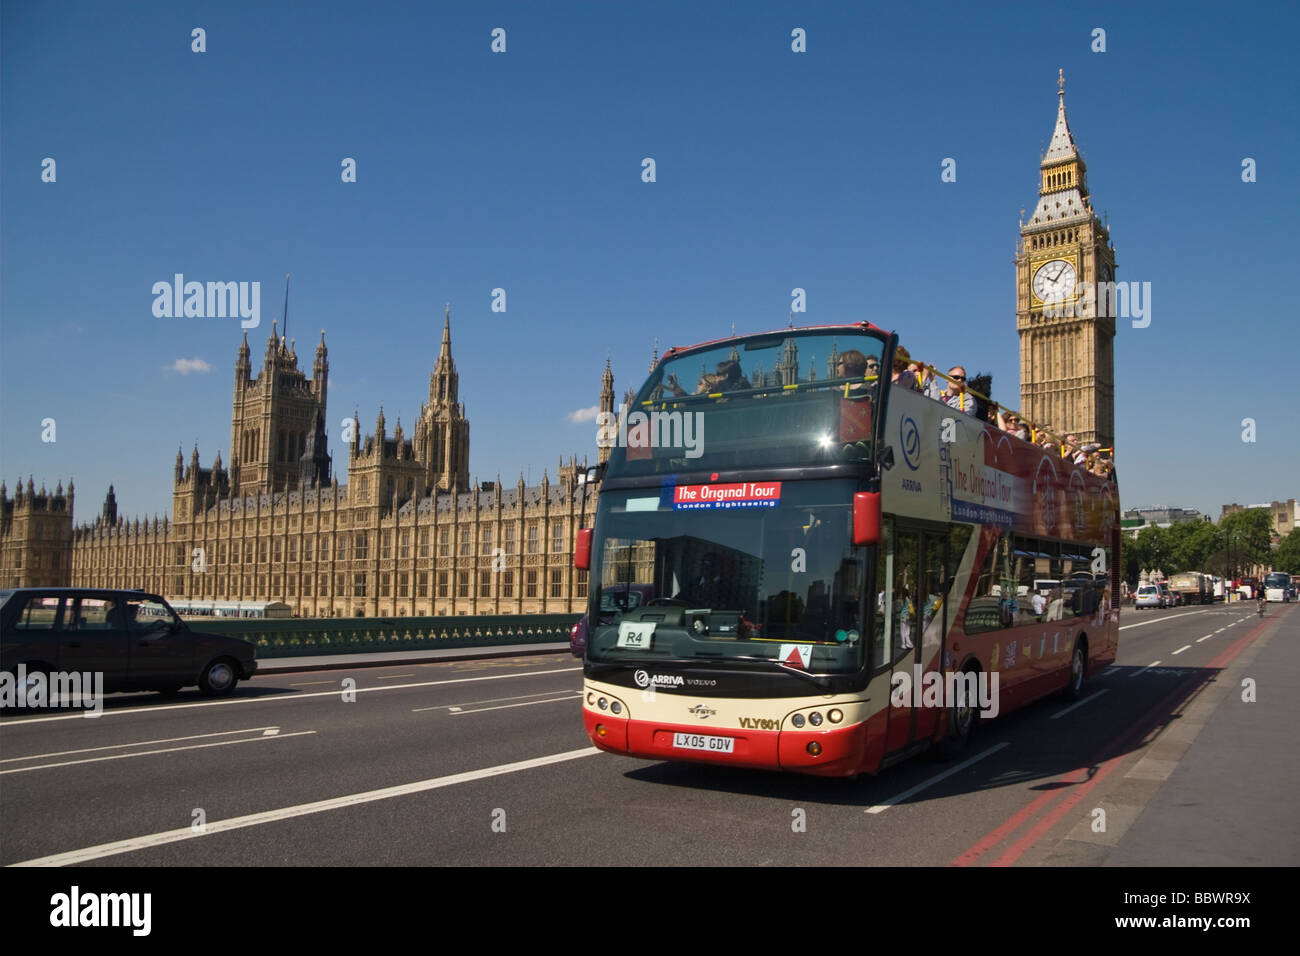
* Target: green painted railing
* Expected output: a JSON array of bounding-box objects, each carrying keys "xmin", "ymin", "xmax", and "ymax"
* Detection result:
[{"xmin": 188, "ymin": 614, "xmax": 575, "ymax": 658}]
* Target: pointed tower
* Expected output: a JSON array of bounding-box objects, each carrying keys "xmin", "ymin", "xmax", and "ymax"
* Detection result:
[
  {"xmin": 415, "ymin": 306, "xmax": 471, "ymax": 493},
  {"xmin": 299, "ymin": 410, "xmax": 332, "ymax": 487},
  {"xmin": 229, "ymin": 309, "xmax": 329, "ymax": 496},
  {"xmin": 1017, "ymin": 70, "xmax": 1116, "ymax": 448},
  {"xmin": 313, "ymin": 330, "xmax": 329, "ymax": 407},
  {"xmin": 598, "ymin": 358, "xmax": 615, "ymax": 465}
]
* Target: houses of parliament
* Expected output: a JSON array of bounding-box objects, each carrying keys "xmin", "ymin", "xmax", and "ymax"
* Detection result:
[
  {"xmin": 0, "ymin": 75, "xmax": 1116, "ymax": 615},
  {"xmin": 0, "ymin": 311, "xmax": 616, "ymax": 618}
]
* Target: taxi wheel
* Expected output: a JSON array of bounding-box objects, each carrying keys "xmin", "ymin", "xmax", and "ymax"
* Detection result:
[{"xmin": 199, "ymin": 658, "xmax": 239, "ymax": 697}]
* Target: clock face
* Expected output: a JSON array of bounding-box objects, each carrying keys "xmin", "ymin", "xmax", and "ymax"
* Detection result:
[{"xmin": 1033, "ymin": 259, "xmax": 1077, "ymax": 301}]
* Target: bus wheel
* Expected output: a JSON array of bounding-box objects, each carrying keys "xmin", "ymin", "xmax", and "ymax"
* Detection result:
[
  {"xmin": 1065, "ymin": 639, "xmax": 1087, "ymax": 701},
  {"xmin": 935, "ymin": 667, "xmax": 979, "ymax": 759}
]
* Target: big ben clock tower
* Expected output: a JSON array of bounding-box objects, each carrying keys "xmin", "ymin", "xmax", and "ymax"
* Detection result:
[{"xmin": 1017, "ymin": 71, "xmax": 1115, "ymax": 449}]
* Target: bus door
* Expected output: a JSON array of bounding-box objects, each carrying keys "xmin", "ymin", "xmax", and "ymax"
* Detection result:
[
  {"xmin": 883, "ymin": 526, "xmax": 922, "ymax": 754},
  {"xmin": 913, "ymin": 531, "xmax": 950, "ymax": 742},
  {"xmin": 881, "ymin": 524, "xmax": 956, "ymax": 754}
]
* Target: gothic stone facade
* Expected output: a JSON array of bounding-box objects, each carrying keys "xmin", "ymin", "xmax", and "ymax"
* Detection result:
[
  {"xmin": 0, "ymin": 479, "xmax": 74, "ymax": 588},
  {"xmin": 2, "ymin": 313, "xmax": 601, "ymax": 618}
]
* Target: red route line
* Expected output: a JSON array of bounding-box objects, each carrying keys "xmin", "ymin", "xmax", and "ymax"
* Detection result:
[{"xmin": 951, "ymin": 607, "xmax": 1286, "ymax": 867}]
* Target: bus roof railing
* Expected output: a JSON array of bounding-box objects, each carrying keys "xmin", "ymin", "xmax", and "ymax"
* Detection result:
[{"xmin": 912, "ymin": 362, "xmax": 1115, "ymax": 476}]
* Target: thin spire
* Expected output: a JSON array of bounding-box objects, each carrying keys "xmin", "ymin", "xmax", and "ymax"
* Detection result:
[
  {"xmin": 1044, "ymin": 68, "xmax": 1078, "ymax": 162},
  {"xmin": 282, "ymin": 273, "xmax": 291, "ymax": 342}
]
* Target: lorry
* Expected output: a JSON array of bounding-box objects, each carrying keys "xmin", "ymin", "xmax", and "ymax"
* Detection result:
[{"xmin": 1168, "ymin": 571, "xmax": 1210, "ymax": 605}]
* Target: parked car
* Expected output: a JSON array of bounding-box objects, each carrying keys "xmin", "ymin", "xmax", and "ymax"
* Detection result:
[
  {"xmin": 1, "ymin": 588, "xmax": 257, "ymax": 701},
  {"xmin": 1157, "ymin": 582, "xmax": 1173, "ymax": 608},
  {"xmin": 1135, "ymin": 585, "xmax": 1163, "ymax": 609}
]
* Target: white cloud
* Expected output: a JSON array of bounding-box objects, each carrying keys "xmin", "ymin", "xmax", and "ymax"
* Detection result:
[
  {"xmin": 568, "ymin": 405, "xmax": 601, "ymax": 423},
  {"xmin": 167, "ymin": 357, "xmax": 212, "ymax": 375}
]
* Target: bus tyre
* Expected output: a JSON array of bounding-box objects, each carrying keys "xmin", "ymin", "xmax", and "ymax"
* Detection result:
[
  {"xmin": 199, "ymin": 658, "xmax": 239, "ymax": 697},
  {"xmin": 935, "ymin": 667, "xmax": 978, "ymax": 760},
  {"xmin": 1065, "ymin": 640, "xmax": 1086, "ymax": 701}
]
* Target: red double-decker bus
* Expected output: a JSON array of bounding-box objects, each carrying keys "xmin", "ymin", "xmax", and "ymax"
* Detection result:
[{"xmin": 576, "ymin": 323, "xmax": 1120, "ymax": 777}]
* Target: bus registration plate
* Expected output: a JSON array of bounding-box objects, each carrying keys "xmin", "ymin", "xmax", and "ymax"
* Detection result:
[
  {"xmin": 617, "ymin": 622, "xmax": 656, "ymax": 649},
  {"xmin": 673, "ymin": 732, "xmax": 734, "ymax": 753}
]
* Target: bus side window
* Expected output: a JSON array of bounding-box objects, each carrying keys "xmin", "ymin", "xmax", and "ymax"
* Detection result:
[{"xmin": 964, "ymin": 530, "xmax": 1008, "ymax": 635}]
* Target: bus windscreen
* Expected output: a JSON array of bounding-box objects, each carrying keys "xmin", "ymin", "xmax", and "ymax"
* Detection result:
[{"xmin": 604, "ymin": 330, "xmax": 888, "ymax": 476}]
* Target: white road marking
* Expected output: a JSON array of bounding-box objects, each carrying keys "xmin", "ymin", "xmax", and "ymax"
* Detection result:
[
  {"xmin": 450, "ymin": 694, "xmax": 582, "ymax": 715},
  {"xmin": 374, "ymin": 674, "xmax": 414, "ymax": 680},
  {"xmin": 1, "ymin": 731, "xmax": 315, "ymax": 776},
  {"xmin": 1196, "ymin": 633, "xmax": 1214, "ymax": 643},
  {"xmin": 1050, "ymin": 689, "xmax": 1108, "ymax": 719},
  {"xmin": 9, "ymin": 746, "xmax": 600, "ymax": 866},
  {"xmin": 1130, "ymin": 660, "xmax": 1161, "ymax": 678},
  {"xmin": 1100, "ymin": 666, "xmax": 1118, "ymax": 676},
  {"xmin": 1172, "ymin": 645, "xmax": 1192, "ymax": 655},
  {"xmin": 289, "ymin": 680, "xmax": 336, "ymax": 687},
  {"xmin": 262, "ymin": 728, "xmax": 280, "ymax": 736},
  {"xmin": 1, "ymin": 666, "xmax": 584, "ymax": 725},
  {"xmin": 411, "ymin": 688, "xmax": 584, "ymax": 713},
  {"xmin": 0, "ymin": 727, "xmax": 281, "ymax": 763},
  {"xmin": 1119, "ymin": 609, "xmax": 1216, "ymax": 631},
  {"xmin": 865, "ymin": 742, "xmax": 1009, "ymax": 813}
]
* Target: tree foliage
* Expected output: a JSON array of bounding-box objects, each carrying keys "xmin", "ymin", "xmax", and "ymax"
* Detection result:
[
  {"xmin": 1121, "ymin": 508, "xmax": 1275, "ymax": 581},
  {"xmin": 1274, "ymin": 530, "xmax": 1300, "ymax": 575}
]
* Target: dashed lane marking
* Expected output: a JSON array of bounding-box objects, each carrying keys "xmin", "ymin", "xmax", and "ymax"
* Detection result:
[
  {"xmin": 1050, "ymin": 689, "xmax": 1108, "ymax": 719},
  {"xmin": 8, "ymin": 746, "xmax": 600, "ymax": 866},
  {"xmin": 865, "ymin": 743, "xmax": 1009, "ymax": 814}
]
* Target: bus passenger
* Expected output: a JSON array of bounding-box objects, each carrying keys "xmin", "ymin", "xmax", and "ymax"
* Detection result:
[
  {"xmin": 941, "ymin": 366, "xmax": 977, "ymax": 415},
  {"xmin": 891, "ymin": 346, "xmax": 920, "ymax": 391}
]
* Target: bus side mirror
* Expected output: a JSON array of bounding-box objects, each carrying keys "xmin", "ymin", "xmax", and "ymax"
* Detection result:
[
  {"xmin": 574, "ymin": 528, "xmax": 593, "ymax": 570},
  {"xmin": 853, "ymin": 492, "xmax": 881, "ymax": 546}
]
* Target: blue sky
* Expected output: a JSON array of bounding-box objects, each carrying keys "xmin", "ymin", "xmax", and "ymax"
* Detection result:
[{"xmin": 2, "ymin": 0, "xmax": 1296, "ymax": 521}]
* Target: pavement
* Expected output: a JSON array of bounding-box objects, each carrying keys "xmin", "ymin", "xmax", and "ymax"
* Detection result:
[
  {"xmin": 1102, "ymin": 602, "xmax": 1298, "ymax": 866},
  {"xmin": 253, "ymin": 642, "xmax": 572, "ymax": 673}
]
